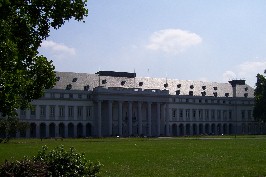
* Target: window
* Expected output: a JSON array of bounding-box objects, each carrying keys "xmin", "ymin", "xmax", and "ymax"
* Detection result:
[
  {"xmin": 241, "ymin": 110, "xmax": 246, "ymax": 120},
  {"xmin": 78, "ymin": 94, "xmax": 82, "ymax": 99},
  {"xmin": 223, "ymin": 110, "xmax": 227, "ymax": 120},
  {"xmin": 217, "ymin": 110, "xmax": 221, "ymax": 120},
  {"xmin": 59, "ymin": 106, "xmax": 65, "ymax": 117},
  {"xmin": 248, "ymin": 110, "xmax": 252, "ymax": 120},
  {"xmin": 192, "ymin": 109, "xmax": 196, "ymax": 119},
  {"xmin": 50, "ymin": 93, "xmax": 55, "ymax": 98},
  {"xmin": 186, "ymin": 109, "xmax": 190, "ymax": 119},
  {"xmin": 229, "ymin": 110, "xmax": 232, "ymax": 120},
  {"xmin": 198, "ymin": 109, "xmax": 203, "ymax": 120},
  {"xmin": 78, "ymin": 106, "xmax": 83, "ymax": 118},
  {"xmin": 68, "ymin": 106, "xmax": 74, "ymax": 117},
  {"xmin": 30, "ymin": 106, "xmax": 36, "ymax": 116},
  {"xmin": 20, "ymin": 110, "xmax": 26, "ymax": 116},
  {"xmin": 60, "ymin": 93, "xmax": 64, "ymax": 98},
  {"xmin": 179, "ymin": 109, "xmax": 183, "ymax": 118},
  {"xmin": 211, "ymin": 110, "xmax": 215, "ymax": 120},
  {"xmin": 86, "ymin": 106, "xmax": 91, "ymax": 118},
  {"xmin": 205, "ymin": 109, "xmax": 209, "ymax": 121},
  {"xmin": 50, "ymin": 106, "xmax": 55, "ymax": 117},
  {"xmin": 172, "ymin": 109, "xmax": 176, "ymax": 118},
  {"xmin": 40, "ymin": 106, "xmax": 46, "ymax": 117}
]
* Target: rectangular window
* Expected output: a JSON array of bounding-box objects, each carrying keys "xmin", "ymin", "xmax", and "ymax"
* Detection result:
[
  {"xmin": 40, "ymin": 106, "xmax": 46, "ymax": 117},
  {"xmin": 179, "ymin": 109, "xmax": 183, "ymax": 118},
  {"xmin": 223, "ymin": 110, "xmax": 227, "ymax": 120},
  {"xmin": 198, "ymin": 109, "xmax": 203, "ymax": 120},
  {"xmin": 30, "ymin": 106, "xmax": 36, "ymax": 116},
  {"xmin": 60, "ymin": 93, "xmax": 64, "ymax": 98},
  {"xmin": 172, "ymin": 109, "xmax": 176, "ymax": 118},
  {"xmin": 192, "ymin": 109, "xmax": 196, "ymax": 119},
  {"xmin": 217, "ymin": 110, "xmax": 221, "ymax": 120},
  {"xmin": 59, "ymin": 106, "xmax": 65, "ymax": 117},
  {"xmin": 50, "ymin": 106, "xmax": 55, "ymax": 117},
  {"xmin": 78, "ymin": 94, "xmax": 82, "ymax": 99},
  {"xmin": 20, "ymin": 110, "xmax": 26, "ymax": 116},
  {"xmin": 241, "ymin": 110, "xmax": 245, "ymax": 120},
  {"xmin": 186, "ymin": 109, "xmax": 190, "ymax": 120},
  {"xmin": 69, "ymin": 93, "xmax": 73, "ymax": 99},
  {"xmin": 205, "ymin": 109, "xmax": 209, "ymax": 121},
  {"xmin": 78, "ymin": 106, "xmax": 83, "ymax": 118},
  {"xmin": 248, "ymin": 110, "xmax": 252, "ymax": 120},
  {"xmin": 211, "ymin": 110, "xmax": 215, "ymax": 120},
  {"xmin": 86, "ymin": 106, "xmax": 91, "ymax": 118},
  {"xmin": 50, "ymin": 93, "xmax": 55, "ymax": 98},
  {"xmin": 229, "ymin": 110, "xmax": 232, "ymax": 120},
  {"xmin": 68, "ymin": 106, "xmax": 74, "ymax": 117}
]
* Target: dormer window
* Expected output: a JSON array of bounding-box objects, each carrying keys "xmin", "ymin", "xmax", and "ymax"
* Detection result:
[
  {"xmin": 190, "ymin": 85, "xmax": 194, "ymax": 89},
  {"xmin": 176, "ymin": 90, "xmax": 180, "ymax": 95},
  {"xmin": 84, "ymin": 85, "xmax": 89, "ymax": 91},
  {"xmin": 121, "ymin": 81, "xmax": 126, "ymax": 86},
  {"xmin": 66, "ymin": 84, "xmax": 72, "ymax": 90},
  {"xmin": 201, "ymin": 91, "xmax": 206, "ymax": 96},
  {"xmin": 213, "ymin": 92, "xmax": 217, "ymax": 97},
  {"xmin": 139, "ymin": 82, "xmax": 143, "ymax": 86},
  {"xmin": 102, "ymin": 79, "xmax": 107, "ymax": 84},
  {"xmin": 72, "ymin": 78, "xmax": 77, "ymax": 82},
  {"xmin": 177, "ymin": 84, "xmax": 181, "ymax": 88},
  {"xmin": 56, "ymin": 77, "xmax": 60, "ymax": 81},
  {"xmin": 164, "ymin": 83, "xmax": 168, "ymax": 88},
  {"xmin": 213, "ymin": 87, "xmax": 217, "ymax": 90},
  {"xmin": 202, "ymin": 86, "xmax": 206, "ymax": 90},
  {"xmin": 225, "ymin": 93, "xmax": 229, "ymax": 97},
  {"xmin": 189, "ymin": 91, "xmax": 193, "ymax": 96}
]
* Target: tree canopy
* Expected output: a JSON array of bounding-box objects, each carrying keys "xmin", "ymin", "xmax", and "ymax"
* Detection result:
[
  {"xmin": 0, "ymin": 0, "xmax": 88, "ymax": 116},
  {"xmin": 253, "ymin": 70, "xmax": 266, "ymax": 122}
]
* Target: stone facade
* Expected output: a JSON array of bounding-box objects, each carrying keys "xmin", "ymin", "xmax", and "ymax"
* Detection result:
[{"xmin": 16, "ymin": 71, "xmax": 265, "ymax": 138}]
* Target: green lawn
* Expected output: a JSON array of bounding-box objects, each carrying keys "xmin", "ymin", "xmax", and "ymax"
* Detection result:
[{"xmin": 0, "ymin": 136, "xmax": 266, "ymax": 177}]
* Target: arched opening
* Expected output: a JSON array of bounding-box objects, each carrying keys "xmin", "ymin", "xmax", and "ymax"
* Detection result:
[
  {"xmin": 172, "ymin": 124, "xmax": 177, "ymax": 136},
  {"xmin": 179, "ymin": 124, "xmax": 184, "ymax": 136},
  {"xmin": 59, "ymin": 123, "xmax": 65, "ymax": 138},
  {"xmin": 205, "ymin": 124, "xmax": 210, "ymax": 135},
  {"xmin": 241, "ymin": 123, "xmax": 246, "ymax": 134},
  {"xmin": 229, "ymin": 124, "xmax": 233, "ymax": 134},
  {"xmin": 199, "ymin": 124, "xmax": 203, "ymax": 135},
  {"xmin": 193, "ymin": 124, "xmax": 197, "ymax": 135},
  {"xmin": 186, "ymin": 124, "xmax": 190, "ymax": 135},
  {"xmin": 211, "ymin": 124, "xmax": 216, "ymax": 135},
  {"xmin": 223, "ymin": 124, "xmax": 227, "ymax": 135},
  {"xmin": 68, "ymin": 123, "xmax": 74, "ymax": 138},
  {"xmin": 77, "ymin": 123, "xmax": 83, "ymax": 138},
  {"xmin": 49, "ymin": 123, "xmax": 55, "ymax": 138},
  {"xmin": 30, "ymin": 123, "xmax": 36, "ymax": 138},
  {"xmin": 40, "ymin": 123, "xmax": 46, "ymax": 138},
  {"xmin": 86, "ymin": 123, "xmax": 92, "ymax": 137},
  {"xmin": 217, "ymin": 124, "xmax": 221, "ymax": 135}
]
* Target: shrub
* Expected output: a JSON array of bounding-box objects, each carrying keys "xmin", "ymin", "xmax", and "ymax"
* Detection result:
[
  {"xmin": 0, "ymin": 145, "xmax": 102, "ymax": 177},
  {"xmin": 0, "ymin": 158, "xmax": 48, "ymax": 177},
  {"xmin": 34, "ymin": 145, "xmax": 102, "ymax": 177}
]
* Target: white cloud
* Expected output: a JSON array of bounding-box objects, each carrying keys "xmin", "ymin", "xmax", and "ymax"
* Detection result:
[
  {"xmin": 146, "ymin": 29, "xmax": 202, "ymax": 54},
  {"xmin": 41, "ymin": 40, "xmax": 76, "ymax": 59},
  {"xmin": 222, "ymin": 61, "xmax": 266, "ymax": 87},
  {"xmin": 222, "ymin": 70, "xmax": 237, "ymax": 82}
]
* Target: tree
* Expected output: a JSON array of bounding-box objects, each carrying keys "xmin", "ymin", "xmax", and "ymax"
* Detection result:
[
  {"xmin": 253, "ymin": 70, "xmax": 266, "ymax": 122},
  {"xmin": 0, "ymin": 0, "xmax": 88, "ymax": 117}
]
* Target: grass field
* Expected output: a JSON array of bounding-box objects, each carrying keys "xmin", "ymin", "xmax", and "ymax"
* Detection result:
[{"xmin": 0, "ymin": 136, "xmax": 266, "ymax": 177}]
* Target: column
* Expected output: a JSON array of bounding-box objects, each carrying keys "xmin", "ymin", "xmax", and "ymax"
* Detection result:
[
  {"xmin": 165, "ymin": 104, "xmax": 169, "ymax": 136},
  {"xmin": 138, "ymin": 102, "xmax": 142, "ymax": 135},
  {"xmin": 157, "ymin": 102, "xmax": 161, "ymax": 137},
  {"xmin": 128, "ymin": 102, "xmax": 133, "ymax": 136},
  {"xmin": 162, "ymin": 104, "xmax": 166, "ymax": 136},
  {"xmin": 65, "ymin": 123, "xmax": 69, "ymax": 138},
  {"xmin": 83, "ymin": 123, "xmax": 86, "ymax": 137},
  {"xmin": 108, "ymin": 101, "xmax": 113, "ymax": 136},
  {"xmin": 118, "ymin": 101, "xmax": 123, "ymax": 136},
  {"xmin": 97, "ymin": 101, "xmax": 102, "ymax": 137},
  {"xmin": 147, "ymin": 102, "xmax": 152, "ymax": 137},
  {"xmin": 46, "ymin": 124, "xmax": 49, "ymax": 138}
]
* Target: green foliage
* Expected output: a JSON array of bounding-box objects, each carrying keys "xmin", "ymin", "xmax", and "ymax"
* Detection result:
[
  {"xmin": 0, "ymin": 0, "xmax": 88, "ymax": 116},
  {"xmin": 0, "ymin": 145, "xmax": 102, "ymax": 177},
  {"xmin": 254, "ymin": 72, "xmax": 266, "ymax": 122},
  {"xmin": 0, "ymin": 158, "xmax": 48, "ymax": 177},
  {"xmin": 0, "ymin": 116, "xmax": 29, "ymax": 142},
  {"xmin": 34, "ymin": 145, "xmax": 102, "ymax": 177}
]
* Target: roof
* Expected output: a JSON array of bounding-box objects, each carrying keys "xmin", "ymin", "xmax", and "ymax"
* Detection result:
[{"xmin": 53, "ymin": 72, "xmax": 254, "ymax": 98}]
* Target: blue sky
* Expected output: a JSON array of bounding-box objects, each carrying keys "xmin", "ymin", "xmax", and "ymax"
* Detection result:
[{"xmin": 39, "ymin": 0, "xmax": 266, "ymax": 87}]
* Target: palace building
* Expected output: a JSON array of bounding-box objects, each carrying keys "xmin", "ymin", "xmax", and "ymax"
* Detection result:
[{"xmin": 17, "ymin": 71, "xmax": 265, "ymax": 138}]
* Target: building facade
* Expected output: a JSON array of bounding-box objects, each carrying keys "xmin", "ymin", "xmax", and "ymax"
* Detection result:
[{"xmin": 16, "ymin": 71, "xmax": 265, "ymax": 138}]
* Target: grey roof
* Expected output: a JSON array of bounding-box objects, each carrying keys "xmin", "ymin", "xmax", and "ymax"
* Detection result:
[{"xmin": 53, "ymin": 72, "xmax": 254, "ymax": 98}]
